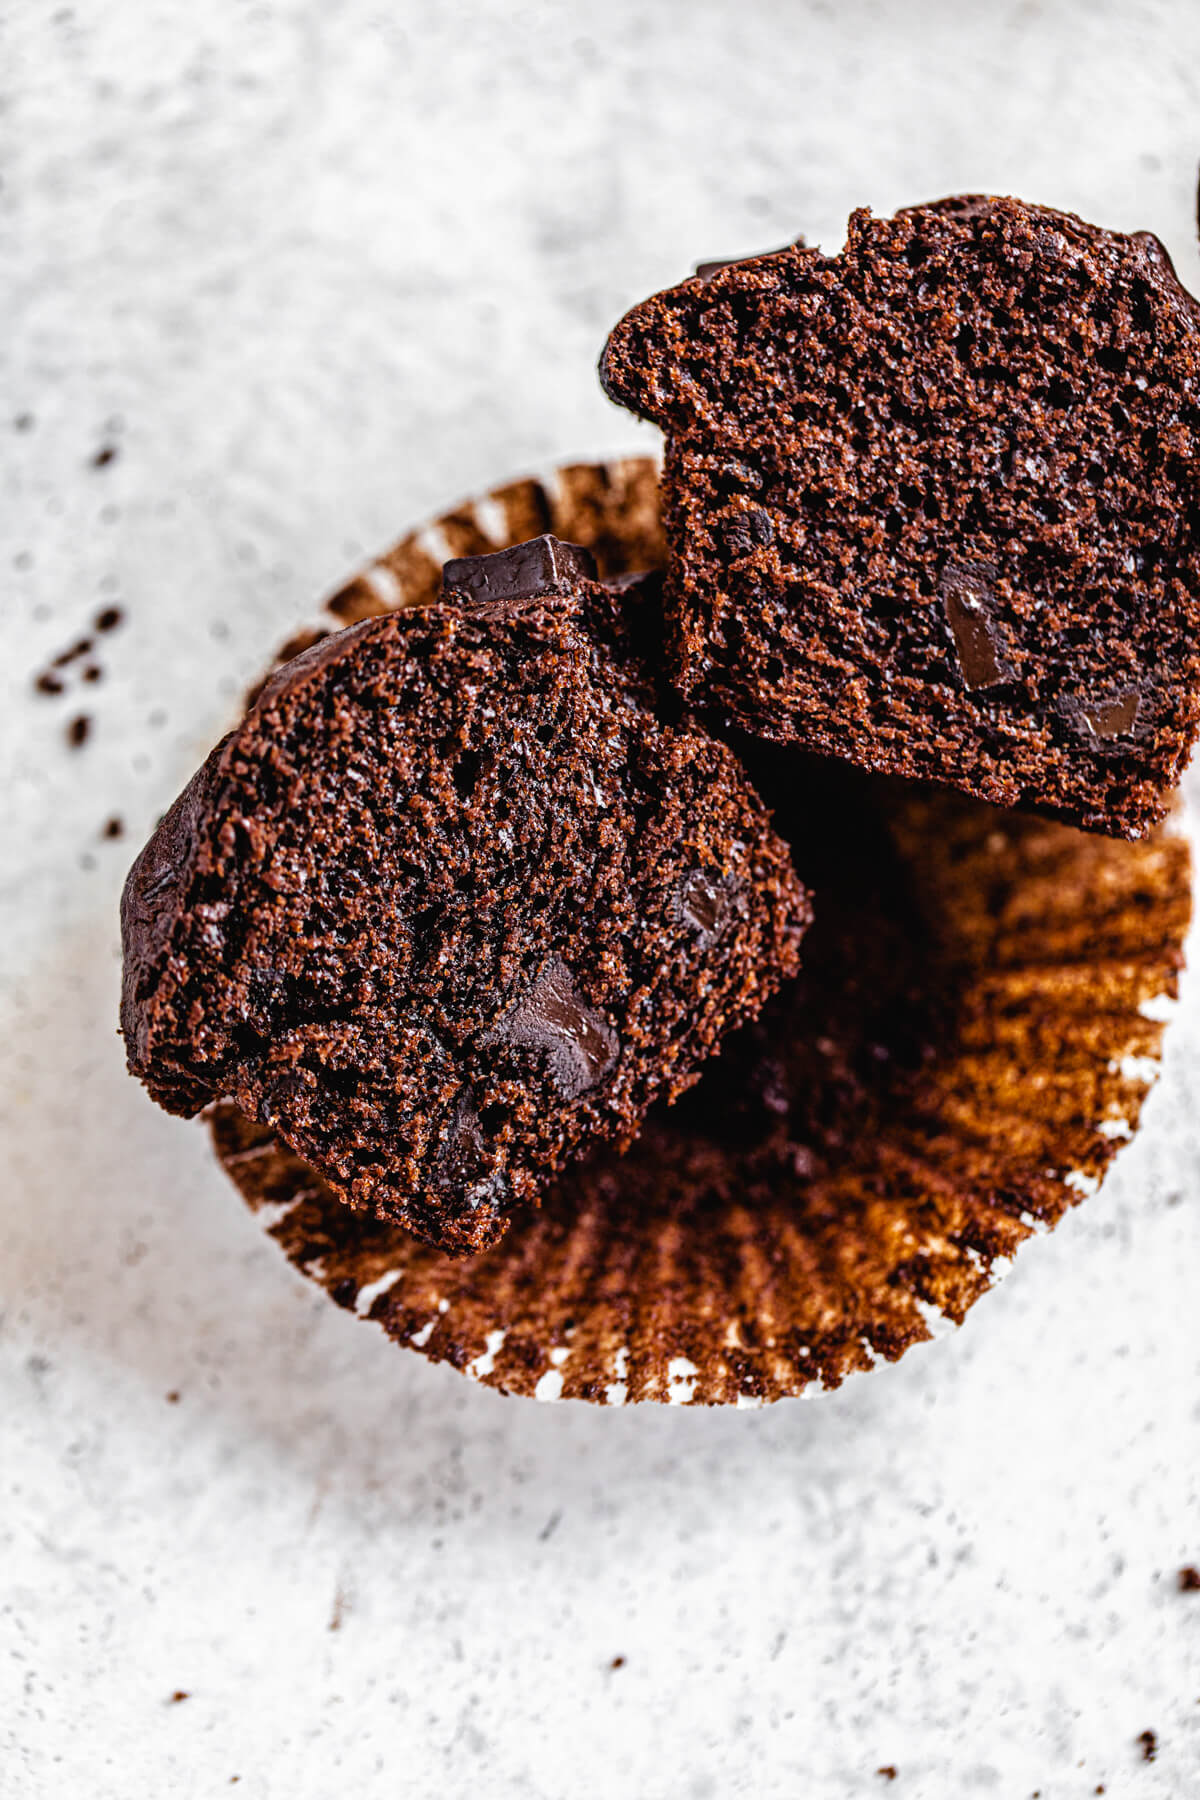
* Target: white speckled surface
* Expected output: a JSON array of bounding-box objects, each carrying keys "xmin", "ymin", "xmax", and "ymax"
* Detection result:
[{"xmin": 3, "ymin": 3, "xmax": 1200, "ymax": 1794}]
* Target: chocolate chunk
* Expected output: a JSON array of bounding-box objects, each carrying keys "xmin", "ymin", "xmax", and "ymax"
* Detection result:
[
  {"xmin": 1080, "ymin": 692, "xmax": 1140, "ymax": 739},
  {"xmin": 95, "ymin": 606, "xmax": 124, "ymax": 633},
  {"xmin": 722, "ymin": 508, "xmax": 774, "ymax": 555},
  {"xmin": 66, "ymin": 714, "xmax": 91, "ymax": 749},
  {"xmin": 939, "ymin": 561, "xmax": 1010, "ymax": 690},
  {"xmin": 491, "ymin": 959, "xmax": 617, "ymax": 1100},
  {"xmin": 442, "ymin": 535, "xmax": 598, "ymax": 616},
  {"xmin": 695, "ymin": 237, "xmax": 805, "ymax": 281},
  {"xmin": 676, "ymin": 869, "xmax": 738, "ymax": 946}
]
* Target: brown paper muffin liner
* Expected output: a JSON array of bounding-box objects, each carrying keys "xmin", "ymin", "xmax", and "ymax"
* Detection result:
[{"xmin": 209, "ymin": 457, "xmax": 1192, "ymax": 1405}]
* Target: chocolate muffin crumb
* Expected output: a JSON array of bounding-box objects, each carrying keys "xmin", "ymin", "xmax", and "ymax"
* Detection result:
[
  {"xmin": 122, "ymin": 539, "xmax": 809, "ymax": 1252},
  {"xmin": 95, "ymin": 606, "xmax": 124, "ymax": 633},
  {"xmin": 1137, "ymin": 1730, "xmax": 1158, "ymax": 1762},
  {"xmin": 1178, "ymin": 1565, "xmax": 1200, "ymax": 1591},
  {"xmin": 92, "ymin": 444, "xmax": 119, "ymax": 468},
  {"xmin": 66, "ymin": 715, "xmax": 90, "ymax": 749},
  {"xmin": 102, "ymin": 816, "xmax": 124, "ymax": 840},
  {"xmin": 601, "ymin": 196, "xmax": 1200, "ymax": 838}
]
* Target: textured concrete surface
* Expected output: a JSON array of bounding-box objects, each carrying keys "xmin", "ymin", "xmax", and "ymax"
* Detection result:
[{"xmin": 2, "ymin": 2, "xmax": 1200, "ymax": 1795}]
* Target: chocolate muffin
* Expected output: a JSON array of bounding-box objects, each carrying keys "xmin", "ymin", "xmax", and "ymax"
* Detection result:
[
  {"xmin": 121, "ymin": 537, "xmax": 809, "ymax": 1253},
  {"xmin": 600, "ymin": 196, "xmax": 1200, "ymax": 838}
]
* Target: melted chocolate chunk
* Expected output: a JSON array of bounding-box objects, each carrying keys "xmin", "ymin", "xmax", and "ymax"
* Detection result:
[
  {"xmin": 492, "ymin": 959, "xmax": 618, "ymax": 1099},
  {"xmin": 939, "ymin": 562, "xmax": 1010, "ymax": 690},
  {"xmin": 676, "ymin": 868, "xmax": 738, "ymax": 946},
  {"xmin": 1081, "ymin": 692, "xmax": 1140, "ymax": 739},
  {"xmin": 442, "ymin": 536, "xmax": 597, "ymax": 617}
]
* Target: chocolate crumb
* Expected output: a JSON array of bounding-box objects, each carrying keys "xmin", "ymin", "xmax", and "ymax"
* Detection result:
[
  {"xmin": 53, "ymin": 638, "xmax": 94, "ymax": 668},
  {"xmin": 92, "ymin": 445, "xmax": 119, "ymax": 468},
  {"xmin": 83, "ymin": 664, "xmax": 102, "ymax": 684},
  {"xmin": 609, "ymin": 1655, "xmax": 626, "ymax": 1670},
  {"xmin": 328, "ymin": 1585, "xmax": 348, "ymax": 1631},
  {"xmin": 168, "ymin": 1690, "xmax": 189, "ymax": 1705},
  {"xmin": 1137, "ymin": 1729, "xmax": 1158, "ymax": 1762},
  {"xmin": 876, "ymin": 1770, "xmax": 898, "ymax": 1784},
  {"xmin": 165, "ymin": 1390, "xmax": 180, "ymax": 1403},
  {"xmin": 66, "ymin": 715, "xmax": 91, "ymax": 749},
  {"xmin": 1179, "ymin": 1566, "xmax": 1200, "ymax": 1591},
  {"xmin": 35, "ymin": 671, "xmax": 64, "ymax": 696},
  {"xmin": 95, "ymin": 606, "xmax": 124, "ymax": 633}
]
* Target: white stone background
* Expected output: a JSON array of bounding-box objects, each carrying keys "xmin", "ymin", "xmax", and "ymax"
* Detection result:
[{"xmin": 3, "ymin": 1, "xmax": 1200, "ymax": 1794}]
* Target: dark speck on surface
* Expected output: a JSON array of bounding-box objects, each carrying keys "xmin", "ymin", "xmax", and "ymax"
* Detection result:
[
  {"xmin": 165, "ymin": 1391, "xmax": 180, "ymax": 1404},
  {"xmin": 95, "ymin": 605, "xmax": 124, "ymax": 633},
  {"xmin": 35, "ymin": 671, "xmax": 64, "ymax": 696},
  {"xmin": 877, "ymin": 1770, "xmax": 898, "ymax": 1783},
  {"xmin": 92, "ymin": 444, "xmax": 119, "ymax": 468},
  {"xmin": 168, "ymin": 1690, "xmax": 189, "ymax": 1705},
  {"xmin": 13, "ymin": 412, "xmax": 34, "ymax": 431},
  {"xmin": 1137, "ymin": 1729, "xmax": 1158, "ymax": 1762},
  {"xmin": 609, "ymin": 1655, "xmax": 626, "ymax": 1670},
  {"xmin": 1178, "ymin": 1565, "xmax": 1200, "ymax": 1591},
  {"xmin": 66, "ymin": 715, "xmax": 90, "ymax": 749}
]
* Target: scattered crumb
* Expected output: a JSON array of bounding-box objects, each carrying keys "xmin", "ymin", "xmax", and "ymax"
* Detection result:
[
  {"xmin": 1137, "ymin": 1729, "xmax": 1158, "ymax": 1763},
  {"xmin": 54, "ymin": 637, "xmax": 94, "ymax": 668},
  {"xmin": 102, "ymin": 816, "xmax": 123, "ymax": 839},
  {"xmin": 537, "ymin": 1509, "xmax": 562, "ymax": 1543},
  {"xmin": 609, "ymin": 1655, "xmax": 626, "ymax": 1670},
  {"xmin": 66, "ymin": 715, "xmax": 91, "ymax": 749},
  {"xmin": 877, "ymin": 1770, "xmax": 898, "ymax": 1783},
  {"xmin": 165, "ymin": 1390, "xmax": 180, "ymax": 1404},
  {"xmin": 329, "ymin": 1585, "xmax": 349, "ymax": 1631},
  {"xmin": 168, "ymin": 1690, "xmax": 189, "ymax": 1705},
  {"xmin": 35, "ymin": 671, "xmax": 64, "ymax": 696},
  {"xmin": 1179, "ymin": 1566, "xmax": 1200, "ymax": 1591},
  {"xmin": 95, "ymin": 605, "xmax": 124, "ymax": 632},
  {"xmin": 82, "ymin": 664, "xmax": 102, "ymax": 683},
  {"xmin": 1095, "ymin": 1786, "xmax": 1106, "ymax": 1795},
  {"xmin": 92, "ymin": 445, "xmax": 119, "ymax": 468}
]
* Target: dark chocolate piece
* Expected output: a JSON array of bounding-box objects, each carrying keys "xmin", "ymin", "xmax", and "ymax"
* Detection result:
[
  {"xmin": 121, "ymin": 544, "xmax": 810, "ymax": 1253},
  {"xmin": 442, "ymin": 535, "xmax": 597, "ymax": 617},
  {"xmin": 939, "ymin": 561, "xmax": 1010, "ymax": 690},
  {"xmin": 694, "ymin": 236, "xmax": 806, "ymax": 281},
  {"xmin": 601, "ymin": 195, "xmax": 1200, "ymax": 837},
  {"xmin": 489, "ymin": 958, "xmax": 618, "ymax": 1100}
]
